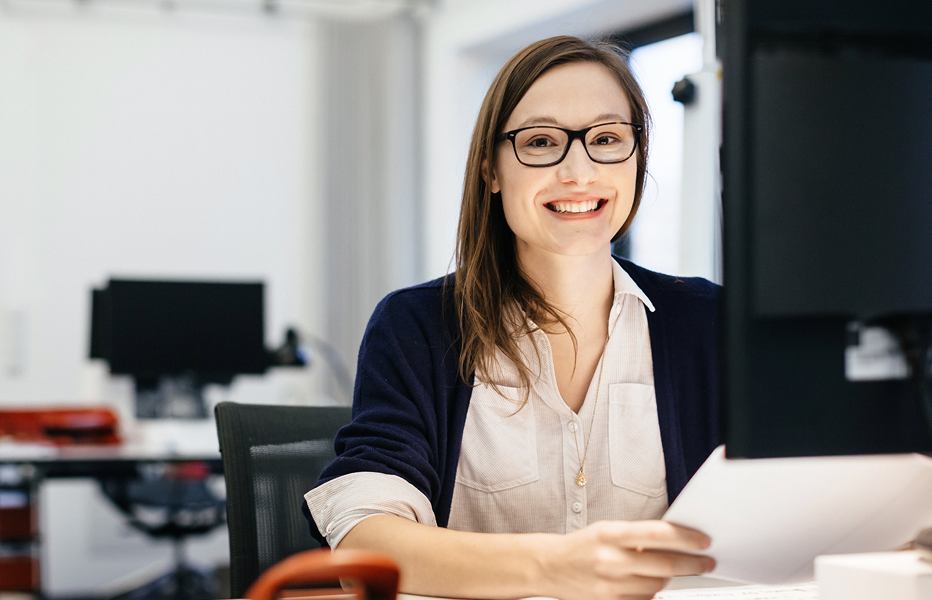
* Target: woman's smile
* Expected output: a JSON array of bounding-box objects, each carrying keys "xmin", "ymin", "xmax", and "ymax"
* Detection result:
[{"xmin": 545, "ymin": 197, "xmax": 608, "ymax": 215}]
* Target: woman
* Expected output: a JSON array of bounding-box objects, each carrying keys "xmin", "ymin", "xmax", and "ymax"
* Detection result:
[{"xmin": 304, "ymin": 36, "xmax": 721, "ymax": 600}]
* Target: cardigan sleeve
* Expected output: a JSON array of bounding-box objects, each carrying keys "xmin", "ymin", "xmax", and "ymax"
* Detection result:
[
  {"xmin": 305, "ymin": 472, "xmax": 437, "ymax": 548},
  {"xmin": 305, "ymin": 281, "xmax": 471, "ymax": 546}
]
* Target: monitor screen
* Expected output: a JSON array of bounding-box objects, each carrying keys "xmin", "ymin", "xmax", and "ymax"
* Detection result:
[
  {"xmin": 722, "ymin": 0, "xmax": 932, "ymax": 458},
  {"xmin": 90, "ymin": 279, "xmax": 267, "ymax": 378}
]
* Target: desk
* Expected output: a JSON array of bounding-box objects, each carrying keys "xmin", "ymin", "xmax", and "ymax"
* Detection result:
[
  {"xmin": 0, "ymin": 440, "xmax": 225, "ymax": 596},
  {"xmin": 393, "ymin": 580, "xmax": 819, "ymax": 600},
  {"xmin": 232, "ymin": 582, "xmax": 817, "ymax": 600},
  {"xmin": 0, "ymin": 441, "xmax": 222, "ymax": 479}
]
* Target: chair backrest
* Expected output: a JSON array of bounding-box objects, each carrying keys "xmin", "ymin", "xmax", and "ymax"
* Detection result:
[{"xmin": 214, "ymin": 401, "xmax": 352, "ymax": 598}]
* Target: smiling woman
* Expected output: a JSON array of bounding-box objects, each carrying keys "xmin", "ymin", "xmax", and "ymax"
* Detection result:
[{"xmin": 304, "ymin": 36, "xmax": 722, "ymax": 600}]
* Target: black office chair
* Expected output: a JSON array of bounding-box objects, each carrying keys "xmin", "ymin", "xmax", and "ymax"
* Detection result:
[
  {"xmin": 214, "ymin": 401, "xmax": 352, "ymax": 598},
  {"xmin": 100, "ymin": 461, "xmax": 227, "ymax": 600}
]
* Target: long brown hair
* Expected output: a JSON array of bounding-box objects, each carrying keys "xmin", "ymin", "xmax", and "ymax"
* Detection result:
[{"xmin": 452, "ymin": 35, "xmax": 651, "ymax": 393}]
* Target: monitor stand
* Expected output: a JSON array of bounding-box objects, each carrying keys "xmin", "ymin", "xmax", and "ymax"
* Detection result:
[{"xmin": 135, "ymin": 375, "xmax": 208, "ymax": 419}]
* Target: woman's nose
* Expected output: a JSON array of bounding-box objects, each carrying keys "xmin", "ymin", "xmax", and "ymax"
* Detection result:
[{"xmin": 557, "ymin": 138, "xmax": 599, "ymax": 184}]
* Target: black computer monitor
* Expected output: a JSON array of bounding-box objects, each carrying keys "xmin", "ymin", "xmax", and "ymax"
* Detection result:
[
  {"xmin": 722, "ymin": 0, "xmax": 932, "ymax": 458},
  {"xmin": 91, "ymin": 279, "xmax": 267, "ymax": 378}
]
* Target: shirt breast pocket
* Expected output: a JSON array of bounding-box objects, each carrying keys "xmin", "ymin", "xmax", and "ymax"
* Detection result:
[
  {"xmin": 455, "ymin": 383, "xmax": 539, "ymax": 493},
  {"xmin": 608, "ymin": 382, "xmax": 667, "ymax": 498}
]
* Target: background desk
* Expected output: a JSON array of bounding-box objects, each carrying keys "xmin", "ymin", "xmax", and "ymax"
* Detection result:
[
  {"xmin": 0, "ymin": 439, "xmax": 227, "ymax": 598},
  {"xmin": 0, "ymin": 442, "xmax": 223, "ymax": 478}
]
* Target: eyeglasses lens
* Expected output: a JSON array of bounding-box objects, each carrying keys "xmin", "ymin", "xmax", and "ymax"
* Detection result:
[{"xmin": 513, "ymin": 124, "xmax": 637, "ymax": 166}]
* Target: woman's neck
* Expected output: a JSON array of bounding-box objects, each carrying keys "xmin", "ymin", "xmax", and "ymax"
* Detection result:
[
  {"xmin": 517, "ymin": 245, "xmax": 615, "ymax": 412},
  {"xmin": 517, "ymin": 246, "xmax": 615, "ymax": 326}
]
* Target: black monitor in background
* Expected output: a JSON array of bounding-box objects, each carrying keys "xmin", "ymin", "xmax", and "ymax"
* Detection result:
[
  {"xmin": 722, "ymin": 0, "xmax": 932, "ymax": 458},
  {"xmin": 90, "ymin": 279, "xmax": 268, "ymax": 418}
]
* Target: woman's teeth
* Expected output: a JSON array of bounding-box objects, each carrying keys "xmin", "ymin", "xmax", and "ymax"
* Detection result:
[{"xmin": 547, "ymin": 199, "xmax": 602, "ymax": 213}]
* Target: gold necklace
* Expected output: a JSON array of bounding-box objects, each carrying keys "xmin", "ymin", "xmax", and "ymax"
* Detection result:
[{"xmin": 571, "ymin": 335, "xmax": 610, "ymax": 487}]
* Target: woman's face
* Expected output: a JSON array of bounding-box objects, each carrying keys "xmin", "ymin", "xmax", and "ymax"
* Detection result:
[{"xmin": 490, "ymin": 61, "xmax": 638, "ymax": 263}]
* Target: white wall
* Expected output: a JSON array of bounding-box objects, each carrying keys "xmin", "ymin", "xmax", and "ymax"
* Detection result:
[
  {"xmin": 317, "ymin": 14, "xmax": 423, "ymax": 396},
  {"xmin": 0, "ymin": 7, "xmax": 324, "ymax": 595},
  {"xmin": 0, "ymin": 9, "xmax": 327, "ymax": 418}
]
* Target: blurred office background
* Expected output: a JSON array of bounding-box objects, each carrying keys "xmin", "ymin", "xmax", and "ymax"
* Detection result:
[{"xmin": 0, "ymin": 0, "xmax": 719, "ymax": 596}]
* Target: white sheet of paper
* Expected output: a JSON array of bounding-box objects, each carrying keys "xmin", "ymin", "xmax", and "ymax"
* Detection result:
[
  {"xmin": 663, "ymin": 446, "xmax": 932, "ymax": 584},
  {"xmin": 655, "ymin": 581, "xmax": 819, "ymax": 600}
]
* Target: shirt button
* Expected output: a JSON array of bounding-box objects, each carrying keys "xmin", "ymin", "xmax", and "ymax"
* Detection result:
[
  {"xmin": 568, "ymin": 421, "xmax": 577, "ymax": 432},
  {"xmin": 572, "ymin": 502, "xmax": 583, "ymax": 513}
]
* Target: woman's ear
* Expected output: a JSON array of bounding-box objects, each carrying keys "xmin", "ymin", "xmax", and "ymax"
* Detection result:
[{"xmin": 482, "ymin": 159, "xmax": 501, "ymax": 194}]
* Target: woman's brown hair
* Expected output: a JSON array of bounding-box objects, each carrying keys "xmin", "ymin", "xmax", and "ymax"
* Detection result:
[{"xmin": 452, "ymin": 35, "xmax": 651, "ymax": 393}]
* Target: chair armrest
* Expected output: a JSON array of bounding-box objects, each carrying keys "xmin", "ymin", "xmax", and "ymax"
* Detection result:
[{"xmin": 244, "ymin": 548, "xmax": 399, "ymax": 600}]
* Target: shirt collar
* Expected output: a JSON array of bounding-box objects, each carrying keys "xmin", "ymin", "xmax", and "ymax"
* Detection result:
[{"xmin": 611, "ymin": 258, "xmax": 655, "ymax": 313}]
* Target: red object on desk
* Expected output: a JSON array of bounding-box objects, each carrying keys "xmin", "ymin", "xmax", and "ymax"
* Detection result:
[
  {"xmin": 245, "ymin": 549, "xmax": 399, "ymax": 600},
  {"xmin": 0, "ymin": 407, "xmax": 121, "ymax": 446}
]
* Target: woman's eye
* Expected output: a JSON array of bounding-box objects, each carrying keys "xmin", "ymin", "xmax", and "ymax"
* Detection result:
[
  {"xmin": 592, "ymin": 134, "xmax": 621, "ymax": 146},
  {"xmin": 526, "ymin": 136, "xmax": 557, "ymax": 148}
]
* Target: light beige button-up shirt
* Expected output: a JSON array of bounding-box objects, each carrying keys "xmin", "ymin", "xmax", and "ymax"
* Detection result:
[{"xmin": 306, "ymin": 259, "xmax": 667, "ymax": 548}]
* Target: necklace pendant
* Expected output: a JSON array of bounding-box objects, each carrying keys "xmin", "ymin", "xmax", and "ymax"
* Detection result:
[{"xmin": 575, "ymin": 471, "xmax": 588, "ymax": 487}]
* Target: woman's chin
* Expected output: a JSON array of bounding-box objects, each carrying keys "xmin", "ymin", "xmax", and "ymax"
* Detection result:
[{"xmin": 517, "ymin": 237, "xmax": 617, "ymax": 262}]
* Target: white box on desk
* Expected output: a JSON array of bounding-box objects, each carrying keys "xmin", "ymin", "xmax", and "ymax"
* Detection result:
[{"xmin": 816, "ymin": 551, "xmax": 932, "ymax": 600}]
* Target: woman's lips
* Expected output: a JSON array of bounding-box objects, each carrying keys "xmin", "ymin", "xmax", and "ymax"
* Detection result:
[{"xmin": 545, "ymin": 198, "xmax": 607, "ymax": 214}]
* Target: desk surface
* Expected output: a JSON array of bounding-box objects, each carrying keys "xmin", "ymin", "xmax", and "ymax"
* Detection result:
[
  {"xmin": 396, "ymin": 580, "xmax": 819, "ymax": 600},
  {"xmin": 0, "ymin": 440, "xmax": 222, "ymax": 479},
  {"xmin": 0, "ymin": 418, "xmax": 224, "ymax": 478}
]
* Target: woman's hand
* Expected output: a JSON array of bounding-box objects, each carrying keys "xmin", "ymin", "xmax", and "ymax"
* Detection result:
[
  {"xmin": 538, "ymin": 520, "xmax": 715, "ymax": 600},
  {"xmin": 340, "ymin": 515, "xmax": 712, "ymax": 600}
]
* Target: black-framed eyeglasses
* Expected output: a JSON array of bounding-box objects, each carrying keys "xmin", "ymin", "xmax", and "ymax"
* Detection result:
[{"xmin": 496, "ymin": 122, "xmax": 643, "ymax": 167}]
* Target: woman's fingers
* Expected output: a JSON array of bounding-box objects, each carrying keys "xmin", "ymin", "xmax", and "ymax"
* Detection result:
[
  {"xmin": 545, "ymin": 520, "xmax": 715, "ymax": 600},
  {"xmin": 579, "ymin": 573, "xmax": 668, "ymax": 600},
  {"xmin": 603, "ymin": 548, "xmax": 716, "ymax": 579},
  {"xmin": 603, "ymin": 574, "xmax": 669, "ymax": 596},
  {"xmin": 589, "ymin": 542, "xmax": 714, "ymax": 581},
  {"xmin": 595, "ymin": 520, "xmax": 712, "ymax": 552}
]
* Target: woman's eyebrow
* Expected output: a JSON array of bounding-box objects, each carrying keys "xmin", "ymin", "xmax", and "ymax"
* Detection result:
[
  {"xmin": 514, "ymin": 116, "xmax": 560, "ymax": 128},
  {"xmin": 592, "ymin": 112, "xmax": 629, "ymax": 123},
  {"xmin": 513, "ymin": 113, "xmax": 630, "ymax": 129}
]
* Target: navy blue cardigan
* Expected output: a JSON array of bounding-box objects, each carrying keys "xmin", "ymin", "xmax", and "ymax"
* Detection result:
[{"xmin": 305, "ymin": 257, "xmax": 722, "ymax": 545}]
